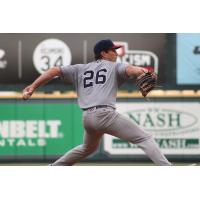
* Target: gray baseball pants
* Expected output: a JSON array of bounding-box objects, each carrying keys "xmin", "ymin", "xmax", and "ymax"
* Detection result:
[{"xmin": 52, "ymin": 106, "xmax": 171, "ymax": 166}]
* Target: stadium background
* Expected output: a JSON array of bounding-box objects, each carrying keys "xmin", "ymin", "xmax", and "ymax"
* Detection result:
[{"xmin": 0, "ymin": 33, "xmax": 200, "ymax": 165}]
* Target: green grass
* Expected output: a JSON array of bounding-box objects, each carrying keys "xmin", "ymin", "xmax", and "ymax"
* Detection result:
[{"xmin": 0, "ymin": 162, "xmax": 199, "ymax": 166}]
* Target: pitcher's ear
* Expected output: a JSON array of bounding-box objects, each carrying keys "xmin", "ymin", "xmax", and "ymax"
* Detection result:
[{"xmin": 101, "ymin": 51, "xmax": 106, "ymax": 58}]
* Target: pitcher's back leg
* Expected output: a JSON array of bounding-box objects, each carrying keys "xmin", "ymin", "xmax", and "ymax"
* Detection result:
[{"xmin": 105, "ymin": 113, "xmax": 171, "ymax": 166}]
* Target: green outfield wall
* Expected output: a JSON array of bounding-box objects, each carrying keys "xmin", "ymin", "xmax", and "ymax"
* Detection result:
[
  {"xmin": 0, "ymin": 96, "xmax": 200, "ymax": 163},
  {"xmin": 0, "ymin": 100, "xmax": 83, "ymax": 160}
]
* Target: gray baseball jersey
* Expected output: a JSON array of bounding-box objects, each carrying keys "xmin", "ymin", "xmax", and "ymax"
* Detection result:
[
  {"xmin": 60, "ymin": 59, "xmax": 129, "ymax": 109},
  {"xmin": 52, "ymin": 59, "xmax": 172, "ymax": 166}
]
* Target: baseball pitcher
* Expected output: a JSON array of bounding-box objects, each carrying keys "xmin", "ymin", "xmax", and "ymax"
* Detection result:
[{"xmin": 22, "ymin": 39, "xmax": 172, "ymax": 166}]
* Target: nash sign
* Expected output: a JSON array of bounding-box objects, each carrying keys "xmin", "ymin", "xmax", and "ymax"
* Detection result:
[{"xmin": 104, "ymin": 102, "xmax": 200, "ymax": 155}]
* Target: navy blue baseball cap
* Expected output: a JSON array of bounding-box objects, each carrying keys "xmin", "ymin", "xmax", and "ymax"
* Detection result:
[{"xmin": 94, "ymin": 39, "xmax": 122, "ymax": 55}]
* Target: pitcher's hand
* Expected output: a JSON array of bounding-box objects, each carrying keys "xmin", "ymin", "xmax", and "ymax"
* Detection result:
[{"xmin": 22, "ymin": 86, "xmax": 34, "ymax": 100}]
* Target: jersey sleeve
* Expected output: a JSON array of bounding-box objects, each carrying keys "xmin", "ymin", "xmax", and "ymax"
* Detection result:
[
  {"xmin": 116, "ymin": 62, "xmax": 129, "ymax": 79},
  {"xmin": 59, "ymin": 65, "xmax": 76, "ymax": 84}
]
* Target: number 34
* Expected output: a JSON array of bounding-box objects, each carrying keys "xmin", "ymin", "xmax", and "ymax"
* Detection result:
[{"xmin": 83, "ymin": 69, "xmax": 107, "ymax": 88}]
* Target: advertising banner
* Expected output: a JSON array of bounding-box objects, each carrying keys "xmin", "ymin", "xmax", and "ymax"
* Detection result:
[
  {"xmin": 104, "ymin": 102, "xmax": 200, "ymax": 155},
  {"xmin": 177, "ymin": 33, "xmax": 200, "ymax": 85},
  {"xmin": 0, "ymin": 103, "xmax": 83, "ymax": 157}
]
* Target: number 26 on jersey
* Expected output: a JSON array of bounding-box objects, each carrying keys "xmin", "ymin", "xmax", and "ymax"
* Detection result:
[{"xmin": 83, "ymin": 69, "xmax": 107, "ymax": 88}]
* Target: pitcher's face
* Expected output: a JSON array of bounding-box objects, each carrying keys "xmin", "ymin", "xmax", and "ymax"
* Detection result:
[{"xmin": 101, "ymin": 49, "xmax": 118, "ymax": 62}]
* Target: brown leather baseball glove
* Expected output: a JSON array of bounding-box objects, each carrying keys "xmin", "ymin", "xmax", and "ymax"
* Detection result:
[{"xmin": 136, "ymin": 70, "xmax": 157, "ymax": 97}]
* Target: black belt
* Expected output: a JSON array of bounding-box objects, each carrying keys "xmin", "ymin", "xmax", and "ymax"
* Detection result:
[{"xmin": 82, "ymin": 105, "xmax": 110, "ymax": 111}]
